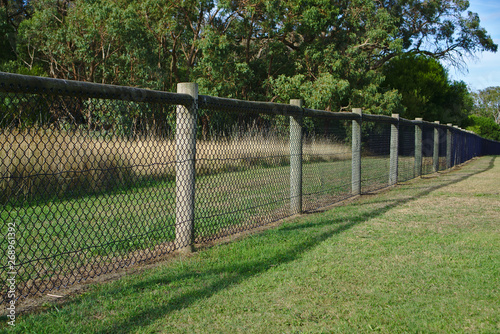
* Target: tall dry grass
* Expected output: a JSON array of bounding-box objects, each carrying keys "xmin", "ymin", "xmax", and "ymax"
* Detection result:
[{"xmin": 0, "ymin": 128, "xmax": 350, "ymax": 204}]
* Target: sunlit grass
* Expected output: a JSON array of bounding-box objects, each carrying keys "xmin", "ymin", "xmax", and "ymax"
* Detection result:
[{"xmin": 3, "ymin": 156, "xmax": 498, "ymax": 333}]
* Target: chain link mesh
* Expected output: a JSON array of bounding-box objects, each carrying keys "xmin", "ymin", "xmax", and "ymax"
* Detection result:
[
  {"xmin": 302, "ymin": 117, "xmax": 352, "ymax": 211},
  {"xmin": 193, "ymin": 109, "xmax": 291, "ymax": 241},
  {"xmin": 398, "ymin": 122, "xmax": 416, "ymax": 182},
  {"xmin": 421, "ymin": 123, "xmax": 435, "ymax": 175},
  {"xmin": 361, "ymin": 121, "xmax": 391, "ymax": 192},
  {"xmin": 1, "ymin": 88, "xmax": 179, "ymax": 302},
  {"xmin": 1, "ymin": 75, "xmax": 499, "ymax": 306}
]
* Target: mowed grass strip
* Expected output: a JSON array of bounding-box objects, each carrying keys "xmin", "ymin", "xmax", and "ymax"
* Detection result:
[{"xmin": 3, "ymin": 156, "xmax": 499, "ymax": 333}]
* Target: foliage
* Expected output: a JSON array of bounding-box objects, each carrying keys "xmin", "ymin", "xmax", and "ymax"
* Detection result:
[
  {"xmin": 385, "ymin": 0, "xmax": 497, "ymax": 65},
  {"xmin": 472, "ymin": 86, "xmax": 500, "ymax": 125},
  {"xmin": 0, "ymin": 7, "xmax": 16, "ymax": 63},
  {"xmin": 462, "ymin": 114, "xmax": 500, "ymax": 141},
  {"xmin": 382, "ymin": 54, "xmax": 472, "ymax": 124},
  {"xmin": 15, "ymin": 0, "xmax": 157, "ymax": 87},
  {"xmin": 0, "ymin": 0, "xmax": 498, "ymax": 129}
]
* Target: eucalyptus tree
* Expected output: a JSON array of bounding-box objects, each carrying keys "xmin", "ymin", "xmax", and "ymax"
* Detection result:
[
  {"xmin": 473, "ymin": 87, "xmax": 500, "ymax": 125},
  {"xmin": 382, "ymin": 54, "xmax": 473, "ymax": 124},
  {"xmin": 16, "ymin": 0, "xmax": 154, "ymax": 86},
  {"xmin": 10, "ymin": 0, "xmax": 498, "ymax": 117},
  {"xmin": 379, "ymin": 0, "xmax": 497, "ymax": 67},
  {"xmin": 268, "ymin": 0, "xmax": 497, "ymax": 113},
  {"xmin": 0, "ymin": 0, "xmax": 33, "ymax": 68}
]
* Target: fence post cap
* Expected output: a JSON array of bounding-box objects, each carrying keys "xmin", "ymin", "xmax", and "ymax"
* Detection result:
[
  {"xmin": 392, "ymin": 113, "xmax": 400, "ymax": 119},
  {"xmin": 289, "ymin": 99, "xmax": 304, "ymax": 107},
  {"xmin": 177, "ymin": 82, "xmax": 198, "ymax": 96},
  {"xmin": 415, "ymin": 117, "xmax": 423, "ymax": 121},
  {"xmin": 434, "ymin": 120, "xmax": 440, "ymax": 124}
]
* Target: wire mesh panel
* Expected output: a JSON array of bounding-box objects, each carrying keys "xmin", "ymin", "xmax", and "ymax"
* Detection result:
[
  {"xmin": 193, "ymin": 108, "xmax": 291, "ymax": 242},
  {"xmin": 361, "ymin": 121, "xmax": 391, "ymax": 192},
  {"xmin": 438, "ymin": 127, "xmax": 448, "ymax": 171},
  {"xmin": 482, "ymin": 137, "xmax": 500, "ymax": 156},
  {"xmin": 398, "ymin": 122, "xmax": 416, "ymax": 182},
  {"xmin": 0, "ymin": 85, "xmax": 180, "ymax": 302},
  {"xmin": 302, "ymin": 117, "xmax": 352, "ymax": 211},
  {"xmin": 2, "ymin": 73, "xmax": 500, "ymax": 307},
  {"xmin": 421, "ymin": 123, "xmax": 435, "ymax": 175},
  {"xmin": 454, "ymin": 131, "xmax": 464, "ymax": 166},
  {"xmin": 471, "ymin": 134, "xmax": 482, "ymax": 160}
]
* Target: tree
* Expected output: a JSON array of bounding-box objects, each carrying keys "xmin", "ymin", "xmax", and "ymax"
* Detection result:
[
  {"xmin": 0, "ymin": 7, "xmax": 15, "ymax": 63},
  {"xmin": 265, "ymin": 0, "xmax": 496, "ymax": 113},
  {"xmin": 16, "ymin": 0, "xmax": 157, "ymax": 86},
  {"xmin": 382, "ymin": 54, "xmax": 472, "ymax": 124},
  {"xmin": 267, "ymin": 0, "xmax": 407, "ymax": 112},
  {"xmin": 0, "ymin": 0, "xmax": 33, "ymax": 68},
  {"xmin": 138, "ymin": 0, "xmax": 221, "ymax": 91},
  {"xmin": 7, "ymin": 0, "xmax": 498, "ymax": 119},
  {"xmin": 462, "ymin": 114, "xmax": 500, "ymax": 141},
  {"xmin": 0, "ymin": 0, "xmax": 33, "ymax": 29},
  {"xmin": 378, "ymin": 0, "xmax": 498, "ymax": 67},
  {"xmin": 473, "ymin": 87, "xmax": 500, "ymax": 125}
]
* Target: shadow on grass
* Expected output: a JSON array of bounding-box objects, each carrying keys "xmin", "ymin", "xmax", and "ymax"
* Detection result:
[{"xmin": 13, "ymin": 157, "xmax": 497, "ymax": 333}]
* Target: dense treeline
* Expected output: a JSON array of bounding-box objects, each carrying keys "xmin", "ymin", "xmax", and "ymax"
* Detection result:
[
  {"xmin": 464, "ymin": 86, "xmax": 500, "ymax": 141},
  {"xmin": 0, "ymin": 0, "xmax": 498, "ymax": 129}
]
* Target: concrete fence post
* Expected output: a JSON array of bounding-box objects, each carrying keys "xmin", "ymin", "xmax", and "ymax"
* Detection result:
[
  {"xmin": 352, "ymin": 108, "xmax": 362, "ymax": 195},
  {"xmin": 389, "ymin": 113, "xmax": 399, "ymax": 186},
  {"xmin": 414, "ymin": 118, "xmax": 423, "ymax": 177},
  {"xmin": 290, "ymin": 99, "xmax": 303, "ymax": 215},
  {"xmin": 175, "ymin": 83, "xmax": 198, "ymax": 253},
  {"xmin": 433, "ymin": 121, "xmax": 440, "ymax": 173},
  {"xmin": 446, "ymin": 124, "xmax": 453, "ymax": 169}
]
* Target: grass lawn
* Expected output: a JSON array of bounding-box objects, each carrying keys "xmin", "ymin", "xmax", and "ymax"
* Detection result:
[
  {"xmin": 1, "ymin": 156, "xmax": 371, "ymax": 292},
  {"xmin": 2, "ymin": 156, "xmax": 499, "ymax": 333}
]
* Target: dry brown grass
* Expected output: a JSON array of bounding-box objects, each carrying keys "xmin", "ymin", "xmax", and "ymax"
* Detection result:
[{"xmin": 0, "ymin": 129, "xmax": 350, "ymax": 203}]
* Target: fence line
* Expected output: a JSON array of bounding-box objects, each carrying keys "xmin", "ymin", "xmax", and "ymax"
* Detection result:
[{"xmin": 1, "ymin": 73, "xmax": 499, "ymax": 306}]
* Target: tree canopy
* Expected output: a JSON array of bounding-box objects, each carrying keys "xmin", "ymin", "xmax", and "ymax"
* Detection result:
[
  {"xmin": 382, "ymin": 54, "xmax": 473, "ymax": 124},
  {"xmin": 462, "ymin": 114, "xmax": 500, "ymax": 141},
  {"xmin": 473, "ymin": 86, "xmax": 500, "ymax": 125},
  {"xmin": 0, "ymin": 0, "xmax": 497, "ymax": 119}
]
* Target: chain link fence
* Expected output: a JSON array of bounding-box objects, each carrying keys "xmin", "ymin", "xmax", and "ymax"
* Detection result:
[{"xmin": 1, "ymin": 72, "xmax": 500, "ymax": 306}]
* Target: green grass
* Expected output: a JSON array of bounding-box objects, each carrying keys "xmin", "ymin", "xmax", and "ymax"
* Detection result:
[
  {"xmin": 2, "ymin": 156, "xmax": 498, "ymax": 333},
  {"xmin": 3, "ymin": 155, "xmax": 382, "ymax": 292}
]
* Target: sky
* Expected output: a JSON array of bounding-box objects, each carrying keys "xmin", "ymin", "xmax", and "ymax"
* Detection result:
[{"xmin": 447, "ymin": 0, "xmax": 500, "ymax": 92}]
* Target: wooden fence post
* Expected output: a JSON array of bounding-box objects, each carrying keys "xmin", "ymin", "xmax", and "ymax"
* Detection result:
[
  {"xmin": 389, "ymin": 114, "xmax": 399, "ymax": 186},
  {"xmin": 414, "ymin": 118, "xmax": 423, "ymax": 177},
  {"xmin": 175, "ymin": 83, "xmax": 198, "ymax": 253},
  {"xmin": 446, "ymin": 124, "xmax": 453, "ymax": 169},
  {"xmin": 290, "ymin": 99, "xmax": 303, "ymax": 215},
  {"xmin": 352, "ymin": 108, "xmax": 362, "ymax": 195},
  {"xmin": 433, "ymin": 121, "xmax": 440, "ymax": 172},
  {"xmin": 453, "ymin": 125, "xmax": 460, "ymax": 165}
]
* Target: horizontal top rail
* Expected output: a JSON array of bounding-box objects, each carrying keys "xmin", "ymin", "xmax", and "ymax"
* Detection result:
[
  {"xmin": 0, "ymin": 71, "xmax": 192, "ymax": 105},
  {"xmin": 303, "ymin": 108, "xmax": 360, "ymax": 120},
  {"xmin": 199, "ymin": 95, "xmax": 303, "ymax": 116},
  {"xmin": 362, "ymin": 113, "xmax": 398, "ymax": 124},
  {"xmin": 0, "ymin": 74, "xmax": 488, "ymax": 135},
  {"xmin": 400, "ymin": 118, "xmax": 464, "ymax": 131}
]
